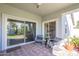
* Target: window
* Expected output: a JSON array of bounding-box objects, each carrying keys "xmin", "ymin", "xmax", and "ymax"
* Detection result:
[
  {"xmin": 7, "ymin": 19, "xmax": 25, "ymax": 46},
  {"xmin": 7, "ymin": 19, "xmax": 36, "ymax": 46},
  {"xmin": 72, "ymin": 11, "xmax": 79, "ymax": 29}
]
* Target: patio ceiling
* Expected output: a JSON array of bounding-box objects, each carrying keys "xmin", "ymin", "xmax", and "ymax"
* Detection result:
[{"xmin": 6, "ymin": 3, "xmax": 75, "ymax": 17}]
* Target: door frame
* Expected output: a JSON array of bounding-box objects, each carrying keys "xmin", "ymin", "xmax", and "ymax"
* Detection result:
[
  {"xmin": 2, "ymin": 13, "xmax": 37, "ymax": 50},
  {"xmin": 42, "ymin": 19, "xmax": 58, "ymax": 39}
]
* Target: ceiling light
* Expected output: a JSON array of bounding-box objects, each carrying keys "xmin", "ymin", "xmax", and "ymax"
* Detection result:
[{"xmin": 36, "ymin": 3, "xmax": 42, "ymax": 8}]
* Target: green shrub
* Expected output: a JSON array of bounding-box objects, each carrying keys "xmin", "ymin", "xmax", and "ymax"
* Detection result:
[{"xmin": 70, "ymin": 36, "xmax": 79, "ymax": 47}]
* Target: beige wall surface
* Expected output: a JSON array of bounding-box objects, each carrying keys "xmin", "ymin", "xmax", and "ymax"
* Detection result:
[
  {"xmin": 43, "ymin": 4, "xmax": 79, "ymax": 21},
  {"xmin": 0, "ymin": 4, "xmax": 42, "ymax": 35},
  {"xmin": 0, "ymin": 3, "xmax": 79, "ymax": 50},
  {"xmin": 0, "ymin": 12, "xmax": 2, "ymax": 50},
  {"xmin": 0, "ymin": 4, "xmax": 42, "ymax": 50}
]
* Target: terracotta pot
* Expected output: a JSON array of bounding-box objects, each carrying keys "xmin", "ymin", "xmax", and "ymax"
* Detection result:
[{"xmin": 75, "ymin": 46, "xmax": 79, "ymax": 51}]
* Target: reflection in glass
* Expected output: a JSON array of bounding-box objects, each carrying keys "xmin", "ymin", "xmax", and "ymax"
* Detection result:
[
  {"xmin": 25, "ymin": 22, "xmax": 36, "ymax": 42},
  {"xmin": 7, "ymin": 19, "xmax": 36, "ymax": 46},
  {"xmin": 7, "ymin": 19, "xmax": 24, "ymax": 46}
]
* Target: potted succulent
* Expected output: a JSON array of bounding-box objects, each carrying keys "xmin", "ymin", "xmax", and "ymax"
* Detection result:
[{"xmin": 63, "ymin": 37, "xmax": 75, "ymax": 55}]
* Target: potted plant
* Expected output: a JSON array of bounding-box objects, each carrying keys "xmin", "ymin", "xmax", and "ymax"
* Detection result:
[
  {"xmin": 63, "ymin": 42, "xmax": 75, "ymax": 54},
  {"xmin": 70, "ymin": 36, "xmax": 79, "ymax": 52}
]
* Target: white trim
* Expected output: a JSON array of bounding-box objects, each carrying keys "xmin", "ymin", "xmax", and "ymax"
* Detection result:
[
  {"xmin": 6, "ymin": 14, "xmax": 38, "ymax": 35},
  {"xmin": 6, "ymin": 14, "xmax": 38, "ymax": 23},
  {"xmin": 7, "ymin": 41, "xmax": 35, "ymax": 49},
  {"xmin": 24, "ymin": 21, "xmax": 26, "ymax": 43},
  {"xmin": 2, "ymin": 13, "xmax": 7, "ymax": 50},
  {"xmin": 62, "ymin": 8, "xmax": 79, "ymax": 15},
  {"xmin": 42, "ymin": 19, "xmax": 57, "ymax": 23},
  {"xmin": 42, "ymin": 19, "xmax": 58, "ymax": 39},
  {"xmin": 2, "ymin": 13, "xmax": 37, "ymax": 50}
]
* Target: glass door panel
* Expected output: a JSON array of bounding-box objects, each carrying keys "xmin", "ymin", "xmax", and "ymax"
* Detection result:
[
  {"xmin": 7, "ymin": 19, "xmax": 36, "ymax": 46},
  {"xmin": 25, "ymin": 22, "xmax": 36, "ymax": 42},
  {"xmin": 7, "ymin": 19, "xmax": 25, "ymax": 46},
  {"xmin": 44, "ymin": 21, "xmax": 56, "ymax": 39}
]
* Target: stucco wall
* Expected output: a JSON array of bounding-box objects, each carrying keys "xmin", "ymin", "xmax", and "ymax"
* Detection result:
[
  {"xmin": 42, "ymin": 18, "xmax": 63, "ymax": 39},
  {"xmin": 43, "ymin": 4, "xmax": 79, "ymax": 21},
  {"xmin": 66, "ymin": 14, "xmax": 79, "ymax": 37},
  {"xmin": 0, "ymin": 12, "xmax": 2, "ymax": 50},
  {"xmin": 56, "ymin": 18, "xmax": 62, "ymax": 38},
  {"xmin": 42, "ymin": 4, "xmax": 79, "ymax": 39},
  {"xmin": 0, "ymin": 4, "xmax": 42, "ymax": 50},
  {"xmin": 0, "ymin": 4, "xmax": 42, "ymax": 36},
  {"xmin": 42, "ymin": 15, "xmax": 70, "ymax": 39},
  {"xmin": 61, "ymin": 15, "xmax": 70, "ymax": 39}
]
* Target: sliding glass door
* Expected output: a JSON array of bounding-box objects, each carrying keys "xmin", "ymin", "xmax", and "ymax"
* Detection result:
[
  {"xmin": 25, "ymin": 22, "xmax": 36, "ymax": 42},
  {"xmin": 44, "ymin": 21, "xmax": 56, "ymax": 39},
  {"xmin": 7, "ymin": 19, "xmax": 36, "ymax": 46},
  {"xmin": 7, "ymin": 19, "xmax": 25, "ymax": 46}
]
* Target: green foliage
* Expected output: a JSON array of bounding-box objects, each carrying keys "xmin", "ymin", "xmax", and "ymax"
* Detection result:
[
  {"xmin": 76, "ymin": 21, "xmax": 79, "ymax": 28},
  {"xmin": 70, "ymin": 36, "xmax": 79, "ymax": 47},
  {"xmin": 9, "ymin": 22, "xmax": 24, "ymax": 35}
]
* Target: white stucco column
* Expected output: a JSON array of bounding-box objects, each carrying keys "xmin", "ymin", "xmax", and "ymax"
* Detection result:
[
  {"xmin": 0, "ymin": 12, "xmax": 2, "ymax": 50},
  {"xmin": 61, "ymin": 15, "xmax": 71, "ymax": 39},
  {"xmin": 66, "ymin": 14, "xmax": 74, "ymax": 37}
]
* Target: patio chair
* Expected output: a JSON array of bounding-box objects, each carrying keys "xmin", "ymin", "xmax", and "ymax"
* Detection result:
[
  {"xmin": 48, "ymin": 37, "xmax": 62, "ymax": 48},
  {"xmin": 35, "ymin": 35, "xmax": 44, "ymax": 44}
]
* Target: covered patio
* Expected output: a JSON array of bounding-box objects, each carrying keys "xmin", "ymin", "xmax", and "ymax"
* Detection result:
[{"xmin": 0, "ymin": 3, "xmax": 79, "ymax": 56}]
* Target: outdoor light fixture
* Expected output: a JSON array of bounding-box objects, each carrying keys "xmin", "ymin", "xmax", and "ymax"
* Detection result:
[{"xmin": 36, "ymin": 3, "xmax": 42, "ymax": 8}]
